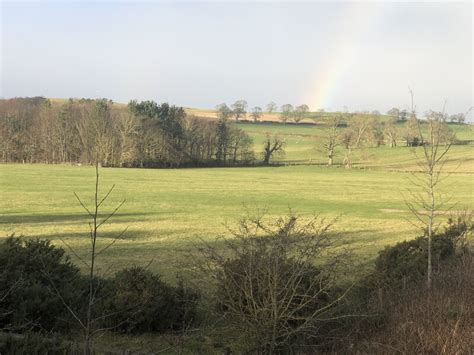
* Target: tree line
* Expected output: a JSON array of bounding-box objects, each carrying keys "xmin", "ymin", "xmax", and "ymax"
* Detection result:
[
  {"xmin": 216, "ymin": 100, "xmax": 311, "ymax": 123},
  {"xmin": 0, "ymin": 97, "xmax": 256, "ymax": 167},
  {"xmin": 0, "ymin": 97, "xmax": 465, "ymax": 168},
  {"xmin": 322, "ymin": 112, "xmax": 457, "ymax": 167}
]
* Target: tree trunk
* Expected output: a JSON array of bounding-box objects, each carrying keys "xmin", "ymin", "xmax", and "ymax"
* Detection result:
[
  {"xmin": 328, "ymin": 149, "xmax": 334, "ymax": 166},
  {"xmin": 427, "ymin": 173, "xmax": 434, "ymax": 289}
]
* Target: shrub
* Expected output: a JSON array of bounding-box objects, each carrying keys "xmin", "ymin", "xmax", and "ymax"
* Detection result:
[
  {"xmin": 0, "ymin": 332, "xmax": 81, "ymax": 354},
  {"xmin": 443, "ymin": 213, "xmax": 473, "ymax": 250},
  {"xmin": 201, "ymin": 213, "xmax": 348, "ymax": 353},
  {"xmin": 370, "ymin": 214, "xmax": 473, "ymax": 293},
  {"xmin": 373, "ymin": 233, "xmax": 455, "ymax": 290},
  {"xmin": 346, "ymin": 215, "xmax": 474, "ymax": 351},
  {"xmin": 355, "ymin": 253, "xmax": 474, "ymax": 354},
  {"xmin": 0, "ymin": 236, "xmax": 83, "ymax": 332},
  {"xmin": 102, "ymin": 266, "xmax": 199, "ymax": 334}
]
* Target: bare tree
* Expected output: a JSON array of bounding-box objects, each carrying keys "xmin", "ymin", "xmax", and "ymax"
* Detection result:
[
  {"xmin": 294, "ymin": 104, "xmax": 309, "ymax": 123},
  {"xmin": 199, "ymin": 212, "xmax": 351, "ymax": 353},
  {"xmin": 404, "ymin": 113, "xmax": 420, "ymax": 146},
  {"xmin": 348, "ymin": 115, "xmax": 370, "ymax": 149},
  {"xmin": 323, "ymin": 116, "xmax": 341, "ymax": 166},
  {"xmin": 384, "ymin": 118, "xmax": 399, "ymax": 147},
  {"xmin": 266, "ymin": 101, "xmax": 277, "ymax": 114},
  {"xmin": 262, "ymin": 134, "xmax": 285, "ymax": 165},
  {"xmin": 216, "ymin": 103, "xmax": 233, "ymax": 121},
  {"xmin": 280, "ymin": 104, "xmax": 293, "ymax": 123},
  {"xmin": 48, "ymin": 163, "xmax": 127, "ymax": 354},
  {"xmin": 231, "ymin": 100, "xmax": 248, "ymax": 122},
  {"xmin": 116, "ymin": 111, "xmax": 138, "ymax": 166},
  {"xmin": 340, "ymin": 115, "xmax": 369, "ymax": 168},
  {"xmin": 251, "ymin": 106, "xmax": 263, "ymax": 122},
  {"xmin": 405, "ymin": 90, "xmax": 455, "ymax": 289}
]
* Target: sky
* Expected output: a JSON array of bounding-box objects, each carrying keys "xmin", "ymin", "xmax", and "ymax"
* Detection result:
[{"xmin": 1, "ymin": 1, "xmax": 472, "ymax": 117}]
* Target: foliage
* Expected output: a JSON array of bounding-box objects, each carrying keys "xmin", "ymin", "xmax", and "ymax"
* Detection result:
[
  {"xmin": 360, "ymin": 214, "xmax": 472, "ymax": 295},
  {"xmin": 0, "ymin": 236, "xmax": 82, "ymax": 332},
  {"xmin": 0, "ymin": 332, "xmax": 81, "ymax": 354},
  {"xmin": 102, "ymin": 267, "xmax": 199, "ymax": 334},
  {"xmin": 372, "ymin": 234, "xmax": 455, "ymax": 289}
]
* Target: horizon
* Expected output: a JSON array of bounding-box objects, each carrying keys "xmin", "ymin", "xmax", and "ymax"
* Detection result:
[{"xmin": 1, "ymin": 1, "xmax": 473, "ymax": 118}]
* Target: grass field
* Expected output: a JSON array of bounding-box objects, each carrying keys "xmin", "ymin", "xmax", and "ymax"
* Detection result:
[
  {"xmin": 239, "ymin": 121, "xmax": 474, "ymax": 172},
  {"xmin": 1, "ymin": 159, "xmax": 473, "ymax": 280},
  {"xmin": 1, "ymin": 118, "xmax": 473, "ymax": 280}
]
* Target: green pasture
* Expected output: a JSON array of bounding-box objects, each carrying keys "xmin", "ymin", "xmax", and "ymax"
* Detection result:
[
  {"xmin": 238, "ymin": 122, "xmax": 474, "ymax": 172},
  {"xmin": 1, "ymin": 121, "xmax": 473, "ymax": 279},
  {"xmin": 1, "ymin": 162, "xmax": 472, "ymax": 280}
]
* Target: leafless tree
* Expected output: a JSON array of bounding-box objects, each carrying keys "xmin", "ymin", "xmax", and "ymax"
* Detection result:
[
  {"xmin": 251, "ymin": 106, "xmax": 263, "ymax": 122},
  {"xmin": 231, "ymin": 100, "xmax": 248, "ymax": 122},
  {"xmin": 405, "ymin": 90, "xmax": 455, "ymax": 289},
  {"xmin": 198, "ymin": 212, "xmax": 351, "ymax": 353},
  {"xmin": 404, "ymin": 113, "xmax": 420, "ymax": 146},
  {"xmin": 280, "ymin": 104, "xmax": 293, "ymax": 123},
  {"xmin": 322, "ymin": 116, "xmax": 342, "ymax": 166},
  {"xmin": 294, "ymin": 104, "xmax": 309, "ymax": 123},
  {"xmin": 348, "ymin": 115, "xmax": 370, "ymax": 149},
  {"xmin": 116, "ymin": 111, "xmax": 138, "ymax": 166},
  {"xmin": 384, "ymin": 118, "xmax": 399, "ymax": 147},
  {"xmin": 215, "ymin": 103, "xmax": 232, "ymax": 121},
  {"xmin": 46, "ymin": 163, "xmax": 127, "ymax": 354},
  {"xmin": 262, "ymin": 134, "xmax": 285, "ymax": 165},
  {"xmin": 266, "ymin": 101, "xmax": 277, "ymax": 114}
]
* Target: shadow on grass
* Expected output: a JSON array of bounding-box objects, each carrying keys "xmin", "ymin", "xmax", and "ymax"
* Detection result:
[
  {"xmin": 0, "ymin": 212, "xmax": 159, "ymax": 225},
  {"xmin": 5, "ymin": 229, "xmax": 152, "ymax": 242}
]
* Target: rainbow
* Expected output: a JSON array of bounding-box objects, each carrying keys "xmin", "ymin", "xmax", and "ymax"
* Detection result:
[{"xmin": 305, "ymin": 3, "xmax": 385, "ymax": 111}]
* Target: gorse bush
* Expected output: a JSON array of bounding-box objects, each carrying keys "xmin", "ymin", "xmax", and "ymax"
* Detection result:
[
  {"xmin": 370, "ymin": 214, "xmax": 473, "ymax": 293},
  {"xmin": 373, "ymin": 233, "xmax": 455, "ymax": 290},
  {"xmin": 0, "ymin": 236, "xmax": 82, "ymax": 332},
  {"xmin": 103, "ymin": 266, "xmax": 199, "ymax": 334},
  {"xmin": 345, "ymin": 214, "xmax": 474, "ymax": 352},
  {"xmin": 443, "ymin": 213, "xmax": 473, "ymax": 250},
  {"xmin": 0, "ymin": 237, "xmax": 199, "ymax": 337}
]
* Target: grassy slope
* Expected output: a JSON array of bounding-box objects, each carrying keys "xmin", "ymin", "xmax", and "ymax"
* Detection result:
[
  {"xmin": 1, "ymin": 163, "xmax": 472, "ymax": 280},
  {"xmin": 238, "ymin": 121, "xmax": 474, "ymax": 172},
  {"xmin": 1, "ymin": 106, "xmax": 473, "ymax": 278}
]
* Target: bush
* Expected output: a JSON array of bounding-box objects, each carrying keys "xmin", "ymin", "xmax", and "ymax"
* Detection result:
[
  {"xmin": 355, "ymin": 253, "xmax": 474, "ymax": 354},
  {"xmin": 102, "ymin": 266, "xmax": 199, "ymax": 334},
  {"xmin": 370, "ymin": 214, "xmax": 473, "ymax": 293},
  {"xmin": 373, "ymin": 233, "xmax": 455, "ymax": 290},
  {"xmin": 443, "ymin": 214, "xmax": 473, "ymax": 250},
  {"xmin": 345, "ymin": 215, "xmax": 474, "ymax": 352},
  {"xmin": 0, "ymin": 332, "xmax": 81, "ymax": 354},
  {"xmin": 0, "ymin": 236, "xmax": 83, "ymax": 332},
  {"xmin": 201, "ymin": 213, "xmax": 348, "ymax": 353}
]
